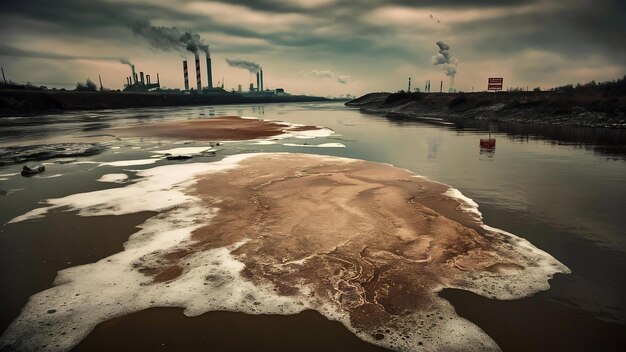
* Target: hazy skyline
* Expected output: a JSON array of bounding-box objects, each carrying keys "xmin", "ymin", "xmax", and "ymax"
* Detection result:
[{"xmin": 1, "ymin": 0, "xmax": 625, "ymax": 96}]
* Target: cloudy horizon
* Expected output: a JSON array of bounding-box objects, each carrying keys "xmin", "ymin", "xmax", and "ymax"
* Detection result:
[{"xmin": 1, "ymin": 0, "xmax": 624, "ymax": 96}]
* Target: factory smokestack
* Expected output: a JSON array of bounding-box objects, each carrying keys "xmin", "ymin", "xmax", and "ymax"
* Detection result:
[
  {"xmin": 260, "ymin": 70, "xmax": 264, "ymax": 91},
  {"xmin": 256, "ymin": 72, "xmax": 260, "ymax": 92},
  {"xmin": 140, "ymin": 72, "xmax": 144, "ymax": 85},
  {"xmin": 182, "ymin": 60, "xmax": 189, "ymax": 91},
  {"xmin": 205, "ymin": 49, "xmax": 213, "ymax": 89},
  {"xmin": 195, "ymin": 52, "xmax": 202, "ymax": 92},
  {"xmin": 131, "ymin": 64, "xmax": 137, "ymax": 84}
]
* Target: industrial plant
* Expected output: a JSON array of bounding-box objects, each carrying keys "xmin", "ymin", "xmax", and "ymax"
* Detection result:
[{"xmin": 122, "ymin": 63, "xmax": 161, "ymax": 92}]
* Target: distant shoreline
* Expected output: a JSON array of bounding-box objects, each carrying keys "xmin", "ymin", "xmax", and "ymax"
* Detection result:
[
  {"xmin": 346, "ymin": 92, "xmax": 626, "ymax": 129},
  {"xmin": 0, "ymin": 89, "xmax": 330, "ymax": 117}
]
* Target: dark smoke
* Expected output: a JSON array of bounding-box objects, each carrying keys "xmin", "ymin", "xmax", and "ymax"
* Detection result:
[
  {"xmin": 130, "ymin": 20, "xmax": 208, "ymax": 54},
  {"xmin": 225, "ymin": 58, "xmax": 261, "ymax": 73}
]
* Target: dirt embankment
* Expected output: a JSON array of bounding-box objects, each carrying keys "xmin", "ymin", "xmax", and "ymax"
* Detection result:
[
  {"xmin": 0, "ymin": 90, "xmax": 329, "ymax": 117},
  {"xmin": 346, "ymin": 92, "xmax": 626, "ymax": 128}
]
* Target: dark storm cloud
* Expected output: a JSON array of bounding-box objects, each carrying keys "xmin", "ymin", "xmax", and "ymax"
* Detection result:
[
  {"xmin": 201, "ymin": 0, "xmax": 533, "ymax": 13},
  {"xmin": 1, "ymin": 0, "xmax": 623, "ymax": 90},
  {"xmin": 452, "ymin": 0, "xmax": 626, "ymax": 65}
]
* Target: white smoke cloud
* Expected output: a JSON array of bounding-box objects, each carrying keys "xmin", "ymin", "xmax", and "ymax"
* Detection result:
[
  {"xmin": 119, "ymin": 58, "xmax": 133, "ymax": 68},
  {"xmin": 301, "ymin": 70, "xmax": 350, "ymax": 84},
  {"xmin": 432, "ymin": 41, "xmax": 458, "ymax": 77}
]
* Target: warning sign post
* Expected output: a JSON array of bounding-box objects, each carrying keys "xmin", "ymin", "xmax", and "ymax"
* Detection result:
[{"xmin": 488, "ymin": 78, "xmax": 503, "ymax": 91}]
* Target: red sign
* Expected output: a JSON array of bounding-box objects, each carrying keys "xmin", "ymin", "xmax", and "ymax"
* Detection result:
[{"xmin": 488, "ymin": 77, "xmax": 503, "ymax": 91}]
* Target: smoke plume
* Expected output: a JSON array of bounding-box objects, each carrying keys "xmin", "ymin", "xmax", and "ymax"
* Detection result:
[
  {"xmin": 432, "ymin": 41, "xmax": 458, "ymax": 76},
  {"xmin": 130, "ymin": 20, "xmax": 209, "ymax": 54},
  {"xmin": 301, "ymin": 70, "xmax": 350, "ymax": 84},
  {"xmin": 225, "ymin": 58, "xmax": 261, "ymax": 73},
  {"xmin": 119, "ymin": 59, "xmax": 133, "ymax": 67}
]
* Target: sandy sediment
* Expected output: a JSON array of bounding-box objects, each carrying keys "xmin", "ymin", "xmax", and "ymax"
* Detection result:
[
  {"xmin": 109, "ymin": 115, "xmax": 322, "ymax": 141},
  {"xmin": 135, "ymin": 153, "xmax": 568, "ymax": 350},
  {"xmin": 1, "ymin": 153, "xmax": 569, "ymax": 352}
]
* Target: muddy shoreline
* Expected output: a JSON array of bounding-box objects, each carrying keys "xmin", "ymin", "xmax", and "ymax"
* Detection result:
[{"xmin": 346, "ymin": 92, "xmax": 626, "ymax": 129}]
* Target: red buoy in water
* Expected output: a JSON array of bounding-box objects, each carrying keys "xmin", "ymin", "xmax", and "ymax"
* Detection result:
[
  {"xmin": 480, "ymin": 138, "xmax": 496, "ymax": 149},
  {"xmin": 480, "ymin": 129, "xmax": 496, "ymax": 150}
]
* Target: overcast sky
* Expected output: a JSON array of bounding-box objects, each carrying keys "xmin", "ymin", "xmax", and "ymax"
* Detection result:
[{"xmin": 1, "ymin": 0, "xmax": 624, "ymax": 96}]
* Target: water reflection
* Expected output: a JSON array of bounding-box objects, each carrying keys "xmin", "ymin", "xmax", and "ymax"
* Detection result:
[{"xmin": 368, "ymin": 112, "xmax": 626, "ymax": 160}]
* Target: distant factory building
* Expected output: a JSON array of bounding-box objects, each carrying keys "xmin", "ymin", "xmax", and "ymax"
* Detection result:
[{"xmin": 123, "ymin": 64, "xmax": 160, "ymax": 92}]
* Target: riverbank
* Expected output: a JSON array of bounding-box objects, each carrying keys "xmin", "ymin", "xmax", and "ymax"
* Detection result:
[
  {"xmin": 346, "ymin": 92, "xmax": 626, "ymax": 128},
  {"xmin": 0, "ymin": 90, "xmax": 329, "ymax": 117}
]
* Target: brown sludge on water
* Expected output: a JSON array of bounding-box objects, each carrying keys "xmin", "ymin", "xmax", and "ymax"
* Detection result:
[
  {"xmin": 109, "ymin": 116, "xmax": 321, "ymax": 141},
  {"xmin": 127, "ymin": 153, "xmax": 560, "ymax": 351}
]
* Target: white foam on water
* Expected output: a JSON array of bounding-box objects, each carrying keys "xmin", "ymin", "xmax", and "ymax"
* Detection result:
[
  {"xmin": 152, "ymin": 147, "xmax": 216, "ymax": 155},
  {"xmin": 99, "ymin": 159, "xmax": 160, "ymax": 167},
  {"xmin": 240, "ymin": 118, "xmax": 335, "ymax": 141},
  {"xmin": 8, "ymin": 154, "xmax": 254, "ymax": 224},
  {"xmin": 282, "ymin": 143, "xmax": 346, "ymax": 148},
  {"xmin": 69, "ymin": 161, "xmax": 100, "ymax": 165},
  {"xmin": 441, "ymin": 186, "xmax": 571, "ymax": 300},
  {"xmin": 252, "ymin": 140, "xmax": 277, "ymax": 145},
  {"xmin": 289, "ymin": 128, "xmax": 335, "ymax": 140},
  {"xmin": 39, "ymin": 174, "xmax": 63, "ymax": 179},
  {"xmin": 96, "ymin": 173, "xmax": 129, "ymax": 184},
  {"xmin": 0, "ymin": 173, "xmax": 19, "ymax": 181},
  {"xmin": 443, "ymin": 188, "xmax": 483, "ymax": 220},
  {"xmin": 1, "ymin": 153, "xmax": 570, "ymax": 352},
  {"xmin": 1, "ymin": 153, "xmax": 314, "ymax": 351}
]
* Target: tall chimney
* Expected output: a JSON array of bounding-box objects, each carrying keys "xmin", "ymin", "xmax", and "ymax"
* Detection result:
[
  {"xmin": 157, "ymin": 73, "xmax": 160, "ymax": 85},
  {"xmin": 195, "ymin": 52, "xmax": 202, "ymax": 92},
  {"xmin": 408, "ymin": 77, "xmax": 411, "ymax": 92},
  {"xmin": 146, "ymin": 75, "xmax": 151, "ymax": 85},
  {"xmin": 131, "ymin": 65, "xmax": 137, "ymax": 84},
  {"xmin": 260, "ymin": 70, "xmax": 264, "ymax": 92},
  {"xmin": 205, "ymin": 51, "xmax": 213, "ymax": 89},
  {"xmin": 440, "ymin": 81, "xmax": 443, "ymax": 93},
  {"xmin": 256, "ymin": 72, "xmax": 260, "ymax": 92},
  {"xmin": 140, "ymin": 72, "xmax": 145, "ymax": 85},
  {"xmin": 183, "ymin": 60, "xmax": 189, "ymax": 91}
]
